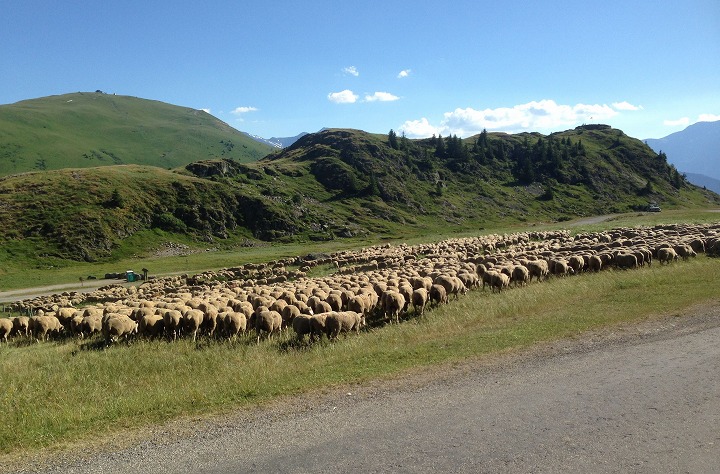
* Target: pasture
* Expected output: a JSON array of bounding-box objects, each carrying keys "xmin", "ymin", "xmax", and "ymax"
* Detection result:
[{"xmin": 0, "ymin": 212, "xmax": 718, "ymax": 459}]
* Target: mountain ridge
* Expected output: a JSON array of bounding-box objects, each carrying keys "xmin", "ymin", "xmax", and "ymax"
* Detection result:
[
  {"xmin": 0, "ymin": 91, "xmax": 274, "ymax": 176},
  {"xmin": 644, "ymin": 120, "xmax": 720, "ymax": 180}
]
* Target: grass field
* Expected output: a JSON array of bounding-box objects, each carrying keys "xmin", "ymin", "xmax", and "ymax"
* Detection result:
[{"xmin": 1, "ymin": 252, "xmax": 718, "ymax": 456}]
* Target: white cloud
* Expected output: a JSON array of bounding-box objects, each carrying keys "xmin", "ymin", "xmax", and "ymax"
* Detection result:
[
  {"xmin": 397, "ymin": 69, "xmax": 411, "ymax": 78},
  {"xmin": 200, "ymin": 108, "xmax": 211, "ymax": 114},
  {"xmin": 612, "ymin": 101, "xmax": 643, "ymax": 111},
  {"xmin": 328, "ymin": 89, "xmax": 359, "ymax": 104},
  {"xmin": 401, "ymin": 100, "xmax": 626, "ymax": 138},
  {"xmin": 398, "ymin": 118, "xmax": 441, "ymax": 138},
  {"xmin": 364, "ymin": 91, "xmax": 399, "ymax": 102},
  {"xmin": 664, "ymin": 117, "xmax": 690, "ymax": 127},
  {"xmin": 343, "ymin": 66, "xmax": 359, "ymax": 77},
  {"xmin": 231, "ymin": 106, "xmax": 258, "ymax": 115},
  {"xmin": 697, "ymin": 113, "xmax": 720, "ymax": 122}
]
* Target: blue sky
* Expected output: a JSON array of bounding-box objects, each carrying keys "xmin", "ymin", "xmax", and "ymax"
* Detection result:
[{"xmin": 2, "ymin": 0, "xmax": 718, "ymax": 140}]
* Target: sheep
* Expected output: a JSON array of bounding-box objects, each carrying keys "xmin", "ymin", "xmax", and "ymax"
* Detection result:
[
  {"xmin": 567, "ymin": 255, "xmax": 585, "ymax": 274},
  {"xmin": 182, "ymin": 309, "xmax": 204, "ymax": 342},
  {"xmin": 281, "ymin": 304, "xmax": 301, "ymax": 329},
  {"xmin": 309, "ymin": 312, "xmax": 330, "ymax": 342},
  {"xmin": 347, "ymin": 295, "xmax": 367, "ymax": 315},
  {"xmin": 0, "ymin": 318, "xmax": 12, "ymax": 343},
  {"xmin": 551, "ymin": 259, "xmax": 574, "ymax": 276},
  {"xmin": 102, "ymin": 314, "xmax": 138, "ymax": 345},
  {"xmin": 429, "ymin": 284, "xmax": 448, "ymax": 306},
  {"xmin": 325, "ymin": 293, "xmax": 343, "ymax": 312},
  {"xmin": 80, "ymin": 315, "xmax": 103, "ymax": 338},
  {"xmin": 382, "ymin": 291, "xmax": 405, "ymax": 324},
  {"xmin": 255, "ymin": 309, "xmax": 282, "ymax": 343},
  {"xmin": 220, "ymin": 311, "xmax": 247, "ymax": 339},
  {"xmin": 490, "ymin": 272, "xmax": 510, "ymax": 293},
  {"xmin": 511, "ymin": 265, "xmax": 530, "ymax": 287},
  {"xmin": 434, "ymin": 275, "xmax": 463, "ymax": 299},
  {"xmin": 657, "ymin": 247, "xmax": 678, "ymax": 264},
  {"xmin": 674, "ymin": 244, "xmax": 696, "ymax": 261},
  {"xmin": 69, "ymin": 314, "xmax": 85, "ymax": 337},
  {"xmin": 526, "ymin": 260, "xmax": 549, "ymax": 282},
  {"xmin": 588, "ymin": 255, "xmax": 602, "ymax": 272},
  {"xmin": 11, "ymin": 316, "xmax": 30, "ymax": 338},
  {"xmin": 162, "ymin": 310, "xmax": 183, "ymax": 340},
  {"xmin": 412, "ymin": 288, "xmax": 428, "ymax": 316},
  {"xmin": 32, "ymin": 315, "xmax": 63, "ymax": 342},
  {"xmin": 615, "ymin": 253, "xmax": 638, "ymax": 269},
  {"xmin": 292, "ymin": 314, "xmax": 314, "ymax": 342},
  {"xmin": 480, "ymin": 270, "xmax": 496, "ymax": 290},
  {"xmin": 325, "ymin": 311, "xmax": 366, "ymax": 340},
  {"xmin": 138, "ymin": 313, "xmax": 165, "ymax": 339}
]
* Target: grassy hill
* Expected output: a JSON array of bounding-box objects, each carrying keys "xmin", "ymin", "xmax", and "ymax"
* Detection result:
[
  {"xmin": 0, "ymin": 92, "xmax": 273, "ymax": 175},
  {"xmin": 0, "ymin": 125, "xmax": 717, "ymax": 265}
]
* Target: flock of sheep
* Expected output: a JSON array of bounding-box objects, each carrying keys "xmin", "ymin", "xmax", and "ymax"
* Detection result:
[{"xmin": 1, "ymin": 221, "xmax": 718, "ymax": 347}]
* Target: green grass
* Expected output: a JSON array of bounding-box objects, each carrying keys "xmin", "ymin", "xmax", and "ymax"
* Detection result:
[
  {"xmin": 1, "ymin": 256, "xmax": 718, "ymax": 456},
  {"xmin": 0, "ymin": 92, "xmax": 273, "ymax": 176}
]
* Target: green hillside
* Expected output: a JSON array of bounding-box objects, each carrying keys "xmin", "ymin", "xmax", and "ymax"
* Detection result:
[
  {"xmin": 0, "ymin": 92, "xmax": 273, "ymax": 175},
  {"xmin": 0, "ymin": 125, "xmax": 717, "ymax": 264}
]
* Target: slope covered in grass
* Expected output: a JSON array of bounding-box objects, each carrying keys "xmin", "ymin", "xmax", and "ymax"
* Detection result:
[{"xmin": 0, "ymin": 92, "xmax": 272, "ymax": 175}]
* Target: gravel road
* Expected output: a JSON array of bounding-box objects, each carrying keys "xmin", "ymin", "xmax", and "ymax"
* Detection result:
[{"xmin": 7, "ymin": 306, "xmax": 720, "ymax": 474}]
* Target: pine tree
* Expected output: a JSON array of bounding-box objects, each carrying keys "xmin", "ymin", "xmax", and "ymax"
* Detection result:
[{"xmin": 388, "ymin": 129, "xmax": 398, "ymax": 149}]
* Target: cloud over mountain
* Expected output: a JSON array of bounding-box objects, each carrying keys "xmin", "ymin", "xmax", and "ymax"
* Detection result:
[{"xmin": 400, "ymin": 100, "xmax": 643, "ymax": 138}]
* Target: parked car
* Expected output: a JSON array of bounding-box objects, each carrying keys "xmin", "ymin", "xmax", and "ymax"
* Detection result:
[{"xmin": 648, "ymin": 204, "xmax": 661, "ymax": 212}]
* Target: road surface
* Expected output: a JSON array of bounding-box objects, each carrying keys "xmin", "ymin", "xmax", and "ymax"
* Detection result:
[{"xmin": 8, "ymin": 305, "xmax": 720, "ymax": 474}]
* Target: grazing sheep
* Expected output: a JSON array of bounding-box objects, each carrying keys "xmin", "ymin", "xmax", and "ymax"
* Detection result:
[
  {"xmin": 325, "ymin": 311, "xmax": 366, "ymax": 340},
  {"xmin": 412, "ymin": 288, "xmax": 428, "ymax": 316},
  {"xmin": 309, "ymin": 312, "xmax": 330, "ymax": 342},
  {"xmin": 162, "ymin": 310, "xmax": 183, "ymax": 340},
  {"xmin": 480, "ymin": 270, "xmax": 496, "ymax": 290},
  {"xmin": 80, "ymin": 315, "xmax": 103, "ymax": 338},
  {"xmin": 657, "ymin": 247, "xmax": 678, "ymax": 264},
  {"xmin": 255, "ymin": 310, "xmax": 282, "ymax": 343},
  {"xmin": 588, "ymin": 255, "xmax": 602, "ymax": 272},
  {"xmin": 567, "ymin": 255, "xmax": 585, "ymax": 274},
  {"xmin": 674, "ymin": 244, "xmax": 696, "ymax": 261},
  {"xmin": 382, "ymin": 291, "xmax": 406, "ymax": 324},
  {"xmin": 526, "ymin": 260, "xmax": 549, "ymax": 282},
  {"xmin": 102, "ymin": 314, "xmax": 138, "ymax": 345},
  {"xmin": 281, "ymin": 304, "xmax": 301, "ymax": 329},
  {"xmin": 490, "ymin": 272, "xmax": 510, "ymax": 293},
  {"xmin": 292, "ymin": 314, "xmax": 314, "ymax": 342},
  {"xmin": 0, "ymin": 318, "xmax": 12, "ymax": 343},
  {"xmin": 11, "ymin": 316, "xmax": 30, "ymax": 338},
  {"xmin": 347, "ymin": 295, "xmax": 367, "ymax": 315},
  {"xmin": 138, "ymin": 313, "xmax": 165, "ymax": 339},
  {"xmin": 32, "ymin": 315, "xmax": 63, "ymax": 342},
  {"xmin": 182, "ymin": 309, "xmax": 204, "ymax": 342},
  {"xmin": 511, "ymin": 265, "xmax": 530, "ymax": 287},
  {"xmin": 615, "ymin": 253, "xmax": 638, "ymax": 269},
  {"xmin": 551, "ymin": 259, "xmax": 574, "ymax": 276},
  {"xmin": 429, "ymin": 284, "xmax": 448, "ymax": 306},
  {"xmin": 221, "ymin": 312, "xmax": 247, "ymax": 339},
  {"xmin": 325, "ymin": 293, "xmax": 343, "ymax": 312}
]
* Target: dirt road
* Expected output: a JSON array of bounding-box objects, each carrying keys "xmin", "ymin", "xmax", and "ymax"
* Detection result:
[{"xmin": 10, "ymin": 305, "xmax": 720, "ymax": 474}]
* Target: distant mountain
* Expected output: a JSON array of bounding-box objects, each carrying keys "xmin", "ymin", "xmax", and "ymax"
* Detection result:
[
  {"xmin": 685, "ymin": 172, "xmax": 720, "ymax": 194},
  {"xmin": 245, "ymin": 132, "xmax": 310, "ymax": 148},
  {"xmin": 0, "ymin": 92, "xmax": 274, "ymax": 176},
  {"xmin": 644, "ymin": 121, "xmax": 720, "ymax": 180}
]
